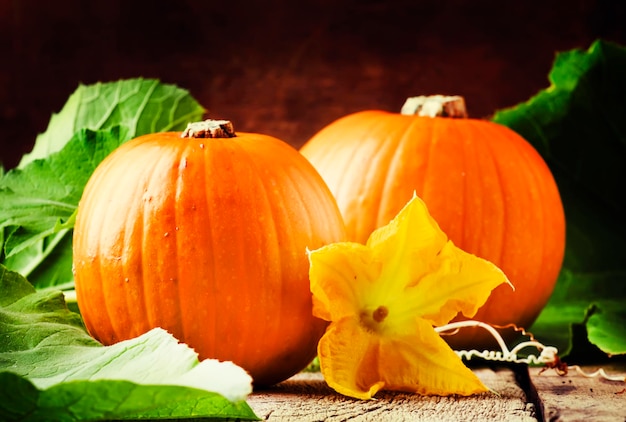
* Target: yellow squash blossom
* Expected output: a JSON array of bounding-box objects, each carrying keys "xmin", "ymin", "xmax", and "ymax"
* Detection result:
[{"xmin": 308, "ymin": 194, "xmax": 512, "ymax": 399}]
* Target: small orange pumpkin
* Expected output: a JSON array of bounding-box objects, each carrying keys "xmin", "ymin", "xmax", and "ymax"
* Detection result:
[
  {"xmin": 73, "ymin": 120, "xmax": 346, "ymax": 386},
  {"xmin": 300, "ymin": 96, "xmax": 566, "ymax": 349}
]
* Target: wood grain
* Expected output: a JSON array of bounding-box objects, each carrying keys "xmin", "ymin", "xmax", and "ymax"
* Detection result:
[
  {"xmin": 529, "ymin": 364, "xmax": 626, "ymax": 422},
  {"xmin": 248, "ymin": 368, "xmax": 537, "ymax": 421}
]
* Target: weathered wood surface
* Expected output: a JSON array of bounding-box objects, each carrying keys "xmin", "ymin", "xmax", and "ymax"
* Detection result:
[
  {"xmin": 248, "ymin": 367, "xmax": 537, "ymax": 421},
  {"xmin": 529, "ymin": 364, "xmax": 626, "ymax": 422},
  {"xmin": 247, "ymin": 364, "xmax": 626, "ymax": 421}
]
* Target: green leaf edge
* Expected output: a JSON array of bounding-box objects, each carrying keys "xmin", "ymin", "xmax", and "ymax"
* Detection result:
[
  {"xmin": 0, "ymin": 372, "xmax": 260, "ymax": 422},
  {"xmin": 492, "ymin": 39, "xmax": 626, "ymax": 358}
]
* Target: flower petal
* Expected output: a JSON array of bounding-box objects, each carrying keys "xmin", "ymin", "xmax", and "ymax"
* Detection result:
[
  {"xmin": 311, "ymin": 193, "xmax": 508, "ymax": 400},
  {"xmin": 308, "ymin": 243, "xmax": 381, "ymax": 322},
  {"xmin": 366, "ymin": 194, "xmax": 448, "ymax": 293},
  {"xmin": 376, "ymin": 318, "xmax": 489, "ymax": 396},
  {"xmin": 317, "ymin": 316, "xmax": 385, "ymax": 400},
  {"xmin": 318, "ymin": 317, "xmax": 489, "ymax": 399},
  {"xmin": 411, "ymin": 241, "xmax": 512, "ymax": 326},
  {"xmin": 365, "ymin": 194, "xmax": 510, "ymax": 326},
  {"xmin": 358, "ymin": 195, "xmax": 448, "ymax": 302}
]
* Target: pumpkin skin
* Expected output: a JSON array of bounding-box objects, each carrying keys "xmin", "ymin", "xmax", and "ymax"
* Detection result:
[
  {"xmin": 73, "ymin": 123, "xmax": 347, "ymax": 386},
  {"xmin": 300, "ymin": 108, "xmax": 566, "ymax": 349}
]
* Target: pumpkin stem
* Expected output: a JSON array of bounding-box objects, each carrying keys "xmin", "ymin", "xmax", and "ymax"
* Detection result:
[
  {"xmin": 181, "ymin": 119, "xmax": 236, "ymax": 138},
  {"xmin": 400, "ymin": 95, "xmax": 468, "ymax": 118}
]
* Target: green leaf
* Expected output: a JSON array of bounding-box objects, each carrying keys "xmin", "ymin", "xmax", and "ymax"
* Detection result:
[
  {"xmin": 18, "ymin": 78, "xmax": 206, "ymax": 168},
  {"xmin": 492, "ymin": 40, "xmax": 626, "ymax": 358},
  {"xmin": 0, "ymin": 127, "xmax": 125, "ymax": 244},
  {"xmin": 0, "ymin": 373, "xmax": 258, "ymax": 422},
  {"xmin": 0, "ymin": 264, "xmax": 258, "ymax": 421},
  {"xmin": 1, "ymin": 78, "xmax": 205, "ymax": 288},
  {"xmin": 1, "ymin": 228, "xmax": 74, "ymax": 289},
  {"xmin": 0, "ymin": 127, "xmax": 124, "ymax": 286},
  {"xmin": 585, "ymin": 302, "xmax": 626, "ymax": 357}
]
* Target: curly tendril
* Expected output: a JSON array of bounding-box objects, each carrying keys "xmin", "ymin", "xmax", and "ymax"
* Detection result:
[{"xmin": 436, "ymin": 320, "xmax": 626, "ymax": 383}]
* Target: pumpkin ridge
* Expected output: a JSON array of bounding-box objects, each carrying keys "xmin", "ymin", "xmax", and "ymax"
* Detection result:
[
  {"xmin": 471, "ymin": 120, "xmax": 507, "ymax": 266},
  {"xmin": 471, "ymin": 121, "xmax": 510, "ymax": 284},
  {"xmin": 409, "ymin": 116, "xmax": 434, "ymax": 197},
  {"xmin": 337, "ymin": 113, "xmax": 387, "ymax": 237},
  {"xmin": 270, "ymin": 145, "xmax": 318, "ymax": 372},
  {"xmin": 497, "ymin": 125, "xmax": 563, "ymax": 310},
  {"xmin": 467, "ymin": 120, "xmax": 563, "ymax": 328},
  {"xmin": 376, "ymin": 115, "xmax": 421, "ymax": 229},
  {"xmin": 92, "ymin": 141, "xmax": 164, "ymax": 342},
  {"xmin": 77, "ymin": 156, "xmax": 108, "ymax": 339},
  {"xmin": 89, "ymin": 157, "xmax": 119, "ymax": 341},
  {"xmin": 229, "ymin": 135, "xmax": 283, "ymax": 368},
  {"xmin": 120, "ymin": 147, "xmax": 154, "ymax": 341},
  {"xmin": 172, "ymin": 139, "xmax": 197, "ymax": 344},
  {"xmin": 356, "ymin": 113, "xmax": 402, "ymax": 241},
  {"xmin": 349, "ymin": 115, "xmax": 383, "ymax": 241},
  {"xmin": 456, "ymin": 121, "xmax": 471, "ymax": 252},
  {"xmin": 116, "ymin": 143, "xmax": 163, "ymax": 341},
  {"xmin": 235, "ymin": 134, "xmax": 339, "ymax": 383},
  {"xmin": 421, "ymin": 117, "xmax": 440, "ymax": 206},
  {"xmin": 142, "ymin": 143, "xmax": 185, "ymax": 337},
  {"xmin": 515, "ymin": 139, "xmax": 549, "ymax": 294},
  {"xmin": 485, "ymin": 129, "xmax": 532, "ymax": 323},
  {"xmin": 488, "ymin": 124, "xmax": 508, "ymax": 268},
  {"xmin": 202, "ymin": 138, "xmax": 233, "ymax": 359}
]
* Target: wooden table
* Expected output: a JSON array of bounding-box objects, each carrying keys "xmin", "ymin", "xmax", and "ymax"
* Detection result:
[{"xmin": 247, "ymin": 364, "xmax": 626, "ymax": 421}]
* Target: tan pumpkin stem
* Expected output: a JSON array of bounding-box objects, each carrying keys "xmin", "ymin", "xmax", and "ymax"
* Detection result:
[
  {"xmin": 400, "ymin": 95, "xmax": 468, "ymax": 118},
  {"xmin": 181, "ymin": 119, "xmax": 236, "ymax": 138}
]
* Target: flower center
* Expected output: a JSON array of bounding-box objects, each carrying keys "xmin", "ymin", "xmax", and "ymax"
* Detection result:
[
  {"xmin": 372, "ymin": 305, "xmax": 389, "ymax": 323},
  {"xmin": 360, "ymin": 305, "xmax": 389, "ymax": 333}
]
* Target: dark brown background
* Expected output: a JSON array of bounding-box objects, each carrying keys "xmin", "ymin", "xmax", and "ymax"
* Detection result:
[{"xmin": 1, "ymin": 0, "xmax": 625, "ymax": 169}]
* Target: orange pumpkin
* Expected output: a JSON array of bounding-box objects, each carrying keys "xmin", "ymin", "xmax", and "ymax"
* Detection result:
[
  {"xmin": 300, "ymin": 96, "xmax": 566, "ymax": 349},
  {"xmin": 73, "ymin": 119, "xmax": 346, "ymax": 386}
]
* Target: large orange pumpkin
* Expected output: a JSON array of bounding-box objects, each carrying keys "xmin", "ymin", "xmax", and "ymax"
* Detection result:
[
  {"xmin": 73, "ymin": 119, "xmax": 346, "ymax": 386},
  {"xmin": 300, "ymin": 96, "xmax": 566, "ymax": 349}
]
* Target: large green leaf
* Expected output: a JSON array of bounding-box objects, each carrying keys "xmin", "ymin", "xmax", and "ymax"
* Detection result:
[
  {"xmin": 19, "ymin": 78, "xmax": 206, "ymax": 168},
  {"xmin": 492, "ymin": 40, "xmax": 626, "ymax": 358},
  {"xmin": 1, "ymin": 127, "xmax": 125, "ymax": 247},
  {"xmin": 0, "ymin": 373, "xmax": 258, "ymax": 422},
  {"xmin": 0, "ymin": 79, "xmax": 206, "ymax": 288},
  {"xmin": 0, "ymin": 264, "xmax": 258, "ymax": 421},
  {"xmin": 0, "ymin": 127, "xmax": 125, "ymax": 287}
]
